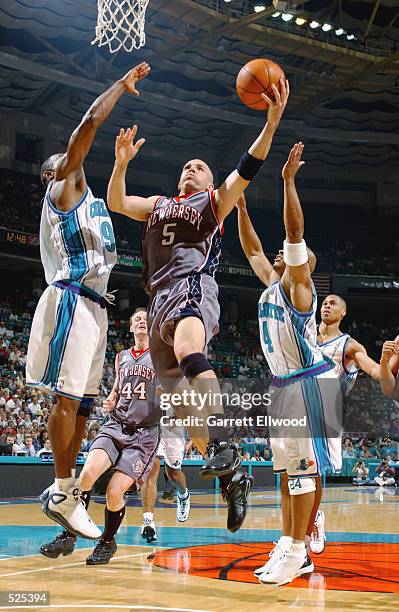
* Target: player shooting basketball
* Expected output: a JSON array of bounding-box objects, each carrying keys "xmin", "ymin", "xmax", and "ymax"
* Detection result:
[
  {"xmin": 237, "ymin": 143, "xmax": 342, "ymax": 586},
  {"xmin": 107, "ymin": 80, "xmax": 289, "ymax": 533},
  {"xmin": 27, "ymin": 62, "xmax": 150, "ymax": 539}
]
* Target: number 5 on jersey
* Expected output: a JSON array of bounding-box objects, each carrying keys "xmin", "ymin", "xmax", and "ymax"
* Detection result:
[
  {"xmin": 161, "ymin": 222, "xmax": 177, "ymax": 246},
  {"xmin": 121, "ymin": 381, "xmax": 147, "ymax": 400}
]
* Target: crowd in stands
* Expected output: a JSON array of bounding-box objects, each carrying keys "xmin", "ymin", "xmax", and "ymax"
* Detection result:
[
  {"xmin": 1, "ymin": 293, "xmax": 399, "ymax": 461},
  {"xmin": 1, "ymin": 167, "xmax": 399, "ymax": 276}
]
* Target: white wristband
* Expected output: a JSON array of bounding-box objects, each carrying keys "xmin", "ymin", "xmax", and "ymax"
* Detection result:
[{"xmin": 283, "ymin": 239, "xmax": 308, "ymax": 266}]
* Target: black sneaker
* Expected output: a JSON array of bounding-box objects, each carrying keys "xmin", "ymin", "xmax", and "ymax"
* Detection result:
[
  {"xmin": 200, "ymin": 440, "xmax": 241, "ymax": 480},
  {"xmin": 39, "ymin": 530, "xmax": 77, "ymax": 559},
  {"xmin": 86, "ymin": 538, "xmax": 117, "ymax": 565},
  {"xmin": 221, "ymin": 471, "xmax": 253, "ymax": 533},
  {"xmin": 141, "ymin": 522, "xmax": 157, "ymax": 543},
  {"xmin": 298, "ymin": 554, "xmax": 314, "ymax": 576}
]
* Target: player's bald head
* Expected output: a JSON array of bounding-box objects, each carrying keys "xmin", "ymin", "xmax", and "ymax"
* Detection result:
[
  {"xmin": 328, "ymin": 294, "xmax": 346, "ymax": 309},
  {"xmin": 321, "ymin": 294, "xmax": 347, "ymax": 324},
  {"xmin": 178, "ymin": 159, "xmax": 214, "ymax": 195},
  {"xmin": 40, "ymin": 153, "xmax": 64, "ymax": 188}
]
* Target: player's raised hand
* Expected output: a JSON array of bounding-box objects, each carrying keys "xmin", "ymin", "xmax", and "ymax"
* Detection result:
[
  {"xmin": 282, "ymin": 142, "xmax": 305, "ymax": 182},
  {"xmin": 115, "ymin": 125, "xmax": 145, "ymax": 165},
  {"xmin": 103, "ymin": 390, "xmax": 118, "ymax": 413},
  {"xmin": 380, "ymin": 340, "xmax": 399, "ymax": 364},
  {"xmin": 122, "ymin": 62, "xmax": 150, "ymax": 96},
  {"xmin": 261, "ymin": 78, "xmax": 289, "ymax": 131}
]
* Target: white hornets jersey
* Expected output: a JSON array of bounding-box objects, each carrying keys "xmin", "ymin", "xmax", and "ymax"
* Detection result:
[
  {"xmin": 40, "ymin": 183, "xmax": 117, "ymax": 295},
  {"xmin": 258, "ymin": 281, "xmax": 330, "ymax": 377},
  {"xmin": 318, "ymin": 334, "xmax": 359, "ymax": 396}
]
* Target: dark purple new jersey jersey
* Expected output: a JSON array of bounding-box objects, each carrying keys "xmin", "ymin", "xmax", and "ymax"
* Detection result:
[
  {"xmin": 112, "ymin": 348, "xmax": 160, "ymax": 427},
  {"xmin": 142, "ymin": 190, "xmax": 223, "ymax": 294}
]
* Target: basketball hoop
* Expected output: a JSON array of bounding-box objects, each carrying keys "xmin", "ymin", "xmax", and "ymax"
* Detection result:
[{"xmin": 92, "ymin": 0, "xmax": 149, "ymax": 54}]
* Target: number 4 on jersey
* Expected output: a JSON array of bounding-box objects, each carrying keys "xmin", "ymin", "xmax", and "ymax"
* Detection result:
[
  {"xmin": 121, "ymin": 381, "xmax": 147, "ymax": 400},
  {"xmin": 262, "ymin": 320, "xmax": 274, "ymax": 353}
]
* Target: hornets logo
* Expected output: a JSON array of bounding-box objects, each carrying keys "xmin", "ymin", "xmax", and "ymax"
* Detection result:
[{"xmin": 296, "ymin": 457, "xmax": 315, "ymax": 471}]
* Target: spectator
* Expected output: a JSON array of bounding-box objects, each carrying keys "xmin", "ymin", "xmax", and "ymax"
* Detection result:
[
  {"xmin": 251, "ymin": 450, "xmax": 264, "ymax": 462},
  {"xmin": 20, "ymin": 434, "xmax": 36, "ymax": 457},
  {"xmin": 5, "ymin": 434, "xmax": 20, "ymax": 455},
  {"xmin": 37, "ymin": 439, "xmax": 52, "ymax": 456},
  {"xmin": 374, "ymin": 461, "xmax": 396, "ymax": 487},
  {"xmin": 243, "ymin": 452, "xmax": 251, "ymax": 461},
  {"xmin": 352, "ymin": 461, "xmax": 370, "ymax": 486}
]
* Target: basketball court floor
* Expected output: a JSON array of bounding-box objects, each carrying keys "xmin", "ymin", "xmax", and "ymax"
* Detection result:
[{"xmin": 0, "ymin": 485, "xmax": 398, "ymax": 611}]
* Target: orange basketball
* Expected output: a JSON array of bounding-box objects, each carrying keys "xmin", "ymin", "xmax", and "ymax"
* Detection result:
[{"xmin": 236, "ymin": 58, "xmax": 285, "ymax": 110}]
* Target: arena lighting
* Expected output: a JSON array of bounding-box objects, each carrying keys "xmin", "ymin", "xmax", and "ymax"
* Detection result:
[
  {"xmin": 295, "ymin": 17, "xmax": 307, "ymax": 25},
  {"xmin": 309, "ymin": 20, "xmax": 320, "ymax": 29},
  {"xmin": 272, "ymin": 12, "xmax": 281, "ymax": 17},
  {"xmin": 254, "ymin": 4, "xmax": 266, "ymax": 12},
  {"xmin": 347, "ymin": 33, "xmax": 355, "ymax": 40},
  {"xmin": 335, "ymin": 28, "xmax": 344, "ymax": 35},
  {"xmin": 322, "ymin": 23, "xmax": 332, "ymax": 32},
  {"xmin": 281, "ymin": 13, "xmax": 294, "ymax": 21}
]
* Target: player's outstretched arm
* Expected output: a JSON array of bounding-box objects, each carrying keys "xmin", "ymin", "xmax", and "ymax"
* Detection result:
[
  {"xmin": 379, "ymin": 338, "xmax": 399, "ymax": 398},
  {"xmin": 107, "ymin": 125, "xmax": 158, "ymax": 221},
  {"xmin": 346, "ymin": 339, "xmax": 380, "ymax": 379},
  {"xmin": 56, "ymin": 63, "xmax": 150, "ymax": 183},
  {"xmin": 215, "ymin": 80, "xmax": 289, "ymax": 222},
  {"xmin": 280, "ymin": 143, "xmax": 313, "ymax": 313},
  {"xmin": 236, "ymin": 193, "xmax": 273, "ymax": 286}
]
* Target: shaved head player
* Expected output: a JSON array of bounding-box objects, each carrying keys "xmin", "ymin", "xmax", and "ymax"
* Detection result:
[
  {"xmin": 107, "ymin": 80, "xmax": 289, "ymax": 532},
  {"xmin": 305, "ymin": 294, "xmax": 380, "ymax": 557},
  {"xmin": 237, "ymin": 144, "xmax": 342, "ymax": 586},
  {"xmin": 27, "ymin": 62, "xmax": 150, "ymax": 540}
]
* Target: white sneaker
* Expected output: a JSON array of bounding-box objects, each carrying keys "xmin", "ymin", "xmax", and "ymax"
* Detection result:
[
  {"xmin": 310, "ymin": 510, "xmax": 326, "ymax": 554},
  {"xmin": 39, "ymin": 482, "xmax": 55, "ymax": 505},
  {"xmin": 141, "ymin": 520, "xmax": 157, "ymax": 543},
  {"xmin": 259, "ymin": 549, "xmax": 308, "ymax": 586},
  {"xmin": 177, "ymin": 491, "xmax": 190, "ymax": 522},
  {"xmin": 254, "ymin": 537, "xmax": 291, "ymax": 576},
  {"xmin": 43, "ymin": 486, "xmax": 101, "ymax": 539}
]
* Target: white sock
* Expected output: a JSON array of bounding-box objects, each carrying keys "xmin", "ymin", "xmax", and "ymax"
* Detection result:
[
  {"xmin": 178, "ymin": 488, "xmax": 189, "ymax": 499},
  {"xmin": 143, "ymin": 512, "xmax": 153, "ymax": 524},
  {"xmin": 289, "ymin": 541, "xmax": 306, "ymax": 555},
  {"xmin": 71, "ymin": 469, "xmax": 76, "ymax": 479},
  {"xmin": 55, "ymin": 477, "xmax": 74, "ymax": 492},
  {"xmin": 279, "ymin": 535, "xmax": 293, "ymax": 547}
]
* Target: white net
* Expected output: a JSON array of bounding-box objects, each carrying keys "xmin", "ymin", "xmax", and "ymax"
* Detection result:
[{"xmin": 92, "ymin": 0, "xmax": 150, "ymax": 54}]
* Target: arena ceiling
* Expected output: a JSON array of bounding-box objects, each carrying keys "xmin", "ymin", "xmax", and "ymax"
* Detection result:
[{"xmin": 0, "ymin": 0, "xmax": 398, "ymax": 174}]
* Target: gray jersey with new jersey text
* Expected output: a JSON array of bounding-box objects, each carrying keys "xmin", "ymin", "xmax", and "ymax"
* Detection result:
[
  {"xmin": 113, "ymin": 348, "xmax": 160, "ymax": 426},
  {"xmin": 142, "ymin": 190, "xmax": 222, "ymax": 294}
]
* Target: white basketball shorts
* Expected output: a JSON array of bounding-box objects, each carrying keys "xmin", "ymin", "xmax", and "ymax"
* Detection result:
[
  {"xmin": 269, "ymin": 368, "xmax": 342, "ymax": 478},
  {"xmin": 26, "ymin": 284, "xmax": 107, "ymax": 401}
]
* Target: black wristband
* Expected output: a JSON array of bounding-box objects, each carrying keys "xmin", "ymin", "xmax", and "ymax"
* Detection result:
[{"xmin": 236, "ymin": 149, "xmax": 264, "ymax": 181}]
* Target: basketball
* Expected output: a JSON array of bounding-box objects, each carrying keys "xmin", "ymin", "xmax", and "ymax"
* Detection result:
[{"xmin": 236, "ymin": 58, "xmax": 285, "ymax": 110}]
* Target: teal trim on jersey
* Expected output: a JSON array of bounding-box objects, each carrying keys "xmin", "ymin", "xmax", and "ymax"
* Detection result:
[
  {"xmin": 271, "ymin": 359, "xmax": 332, "ymax": 381},
  {"xmin": 59, "ymin": 213, "xmax": 88, "ymax": 282},
  {"xmin": 40, "ymin": 290, "xmax": 78, "ymax": 389},
  {"xmin": 46, "ymin": 182, "xmax": 89, "ymax": 217},
  {"xmin": 317, "ymin": 333, "xmax": 347, "ymax": 347},
  {"xmin": 291, "ymin": 312, "xmax": 313, "ymax": 367},
  {"xmin": 301, "ymin": 378, "xmax": 333, "ymax": 472},
  {"xmin": 342, "ymin": 335, "xmax": 360, "ymax": 376},
  {"xmin": 278, "ymin": 282, "xmax": 314, "ymax": 318}
]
